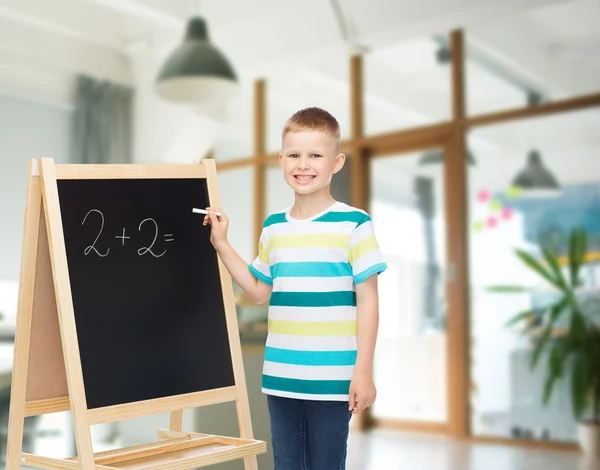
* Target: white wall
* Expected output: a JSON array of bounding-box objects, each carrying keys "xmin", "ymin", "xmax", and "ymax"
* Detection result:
[
  {"xmin": 0, "ymin": 3, "xmax": 131, "ymax": 311},
  {"xmin": 0, "ymin": 93, "xmax": 72, "ymax": 317},
  {"xmin": 0, "ymin": 13, "xmax": 131, "ymax": 108},
  {"xmin": 129, "ymin": 50, "xmax": 221, "ymax": 165}
]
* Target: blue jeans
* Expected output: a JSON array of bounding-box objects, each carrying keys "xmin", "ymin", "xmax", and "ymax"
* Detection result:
[{"xmin": 267, "ymin": 394, "xmax": 352, "ymax": 470}]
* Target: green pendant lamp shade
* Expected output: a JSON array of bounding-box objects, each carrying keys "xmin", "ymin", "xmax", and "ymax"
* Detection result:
[
  {"xmin": 419, "ymin": 148, "xmax": 477, "ymax": 166},
  {"xmin": 512, "ymin": 149, "xmax": 561, "ymax": 196},
  {"xmin": 155, "ymin": 17, "xmax": 238, "ymax": 103}
]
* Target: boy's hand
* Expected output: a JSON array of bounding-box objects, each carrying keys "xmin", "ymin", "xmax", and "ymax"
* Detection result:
[
  {"xmin": 202, "ymin": 207, "xmax": 229, "ymax": 249},
  {"xmin": 348, "ymin": 370, "xmax": 376, "ymax": 414}
]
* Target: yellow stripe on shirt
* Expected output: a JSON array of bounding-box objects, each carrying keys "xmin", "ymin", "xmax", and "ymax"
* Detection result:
[
  {"xmin": 269, "ymin": 319, "xmax": 357, "ymax": 337},
  {"xmin": 259, "ymin": 241, "xmax": 269, "ymax": 263},
  {"xmin": 268, "ymin": 234, "xmax": 351, "ymax": 251},
  {"xmin": 349, "ymin": 235, "xmax": 379, "ymax": 264}
]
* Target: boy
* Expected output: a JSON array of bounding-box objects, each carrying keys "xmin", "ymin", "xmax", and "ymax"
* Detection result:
[{"xmin": 203, "ymin": 107, "xmax": 386, "ymax": 469}]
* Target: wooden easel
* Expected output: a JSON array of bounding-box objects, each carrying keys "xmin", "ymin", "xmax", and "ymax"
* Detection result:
[{"xmin": 6, "ymin": 158, "xmax": 265, "ymax": 469}]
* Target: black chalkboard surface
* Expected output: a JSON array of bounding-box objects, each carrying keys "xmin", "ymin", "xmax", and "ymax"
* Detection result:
[{"xmin": 57, "ymin": 178, "xmax": 234, "ymax": 409}]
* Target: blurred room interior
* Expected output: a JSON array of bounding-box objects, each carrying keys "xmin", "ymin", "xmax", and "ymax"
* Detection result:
[{"xmin": 0, "ymin": 0, "xmax": 599, "ymax": 469}]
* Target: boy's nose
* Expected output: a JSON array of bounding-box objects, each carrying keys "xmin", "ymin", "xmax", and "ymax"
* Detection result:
[{"xmin": 298, "ymin": 155, "xmax": 311, "ymax": 169}]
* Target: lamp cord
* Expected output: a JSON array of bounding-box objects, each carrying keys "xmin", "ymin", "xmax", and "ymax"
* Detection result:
[{"xmin": 191, "ymin": 0, "xmax": 202, "ymax": 16}]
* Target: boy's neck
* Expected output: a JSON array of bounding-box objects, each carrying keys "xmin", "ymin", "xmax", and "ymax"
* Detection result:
[{"xmin": 290, "ymin": 192, "xmax": 336, "ymax": 220}]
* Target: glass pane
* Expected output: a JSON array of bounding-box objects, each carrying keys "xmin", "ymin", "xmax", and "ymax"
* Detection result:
[
  {"xmin": 266, "ymin": 52, "xmax": 350, "ymax": 153},
  {"xmin": 468, "ymin": 108, "xmax": 600, "ymax": 442},
  {"xmin": 365, "ymin": 35, "xmax": 451, "ymax": 135},
  {"xmin": 467, "ymin": 0, "xmax": 600, "ymax": 116},
  {"xmin": 267, "ymin": 164, "xmax": 293, "ymax": 216},
  {"xmin": 212, "ymin": 81, "xmax": 254, "ymax": 161},
  {"xmin": 330, "ymin": 156, "xmax": 352, "ymax": 205},
  {"xmin": 218, "ymin": 167, "xmax": 266, "ymax": 330},
  {"xmin": 218, "ymin": 168, "xmax": 254, "ymax": 262},
  {"xmin": 370, "ymin": 151, "xmax": 447, "ymax": 421}
]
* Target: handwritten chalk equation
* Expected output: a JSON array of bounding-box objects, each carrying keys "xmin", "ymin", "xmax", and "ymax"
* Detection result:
[{"xmin": 81, "ymin": 209, "xmax": 174, "ymax": 258}]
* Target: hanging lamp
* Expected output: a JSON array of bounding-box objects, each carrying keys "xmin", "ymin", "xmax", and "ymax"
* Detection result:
[
  {"xmin": 155, "ymin": 16, "xmax": 238, "ymax": 103},
  {"xmin": 512, "ymin": 149, "xmax": 560, "ymax": 196},
  {"xmin": 419, "ymin": 148, "xmax": 477, "ymax": 166}
]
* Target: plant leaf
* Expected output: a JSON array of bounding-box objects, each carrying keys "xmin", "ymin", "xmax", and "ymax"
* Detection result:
[
  {"xmin": 571, "ymin": 352, "xmax": 589, "ymax": 420},
  {"xmin": 486, "ymin": 285, "xmax": 533, "ymax": 293},
  {"xmin": 569, "ymin": 228, "xmax": 588, "ymax": 287},
  {"xmin": 541, "ymin": 244, "xmax": 566, "ymax": 290},
  {"xmin": 568, "ymin": 310, "xmax": 588, "ymax": 348},
  {"xmin": 568, "ymin": 230, "xmax": 580, "ymax": 286},
  {"xmin": 515, "ymin": 249, "xmax": 561, "ymax": 290},
  {"xmin": 543, "ymin": 345, "xmax": 565, "ymax": 405},
  {"xmin": 547, "ymin": 296, "xmax": 569, "ymax": 330},
  {"xmin": 505, "ymin": 310, "xmax": 536, "ymax": 328},
  {"xmin": 551, "ymin": 343, "xmax": 565, "ymax": 377},
  {"xmin": 543, "ymin": 373, "xmax": 556, "ymax": 406},
  {"xmin": 530, "ymin": 321, "xmax": 554, "ymax": 370},
  {"xmin": 529, "ymin": 297, "xmax": 569, "ymax": 370}
]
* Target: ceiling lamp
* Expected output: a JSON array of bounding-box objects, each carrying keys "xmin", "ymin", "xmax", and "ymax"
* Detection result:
[
  {"xmin": 512, "ymin": 149, "xmax": 561, "ymax": 196},
  {"xmin": 155, "ymin": 17, "xmax": 238, "ymax": 103},
  {"xmin": 419, "ymin": 149, "xmax": 477, "ymax": 166}
]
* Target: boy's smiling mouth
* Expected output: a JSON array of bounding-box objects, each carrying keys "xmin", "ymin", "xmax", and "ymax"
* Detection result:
[{"xmin": 294, "ymin": 175, "xmax": 316, "ymax": 183}]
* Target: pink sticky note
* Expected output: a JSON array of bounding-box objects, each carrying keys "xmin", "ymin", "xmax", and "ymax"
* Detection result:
[
  {"xmin": 477, "ymin": 189, "xmax": 490, "ymax": 203},
  {"xmin": 487, "ymin": 216, "xmax": 498, "ymax": 228},
  {"xmin": 501, "ymin": 207, "xmax": 513, "ymax": 220}
]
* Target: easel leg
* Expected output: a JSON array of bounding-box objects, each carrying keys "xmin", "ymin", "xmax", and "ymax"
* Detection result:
[
  {"xmin": 236, "ymin": 400, "xmax": 259, "ymax": 470},
  {"xmin": 205, "ymin": 158, "xmax": 260, "ymax": 468},
  {"xmin": 169, "ymin": 410, "xmax": 183, "ymax": 432},
  {"xmin": 39, "ymin": 159, "xmax": 96, "ymax": 469},
  {"xmin": 6, "ymin": 163, "xmax": 42, "ymax": 469},
  {"xmin": 6, "ymin": 316, "xmax": 31, "ymax": 470}
]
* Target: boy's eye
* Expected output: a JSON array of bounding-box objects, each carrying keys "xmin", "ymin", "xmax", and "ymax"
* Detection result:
[
  {"xmin": 312, "ymin": 154, "xmax": 322, "ymax": 158},
  {"xmin": 289, "ymin": 154, "xmax": 299, "ymax": 158}
]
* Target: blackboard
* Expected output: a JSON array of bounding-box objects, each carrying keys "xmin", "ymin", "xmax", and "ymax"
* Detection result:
[{"xmin": 57, "ymin": 178, "xmax": 235, "ymax": 409}]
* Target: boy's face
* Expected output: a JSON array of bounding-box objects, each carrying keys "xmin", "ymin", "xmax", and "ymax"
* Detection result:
[{"xmin": 279, "ymin": 131, "xmax": 345, "ymax": 197}]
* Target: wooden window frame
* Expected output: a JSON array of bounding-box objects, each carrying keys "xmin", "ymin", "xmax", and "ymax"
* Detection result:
[{"xmin": 216, "ymin": 28, "xmax": 600, "ymax": 451}]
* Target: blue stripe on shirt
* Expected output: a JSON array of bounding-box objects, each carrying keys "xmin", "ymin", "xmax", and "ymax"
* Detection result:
[
  {"xmin": 265, "ymin": 347, "xmax": 357, "ymax": 366},
  {"xmin": 354, "ymin": 262, "xmax": 388, "ymax": 284},
  {"xmin": 271, "ymin": 261, "xmax": 352, "ymax": 278},
  {"xmin": 270, "ymin": 291, "xmax": 356, "ymax": 307},
  {"xmin": 263, "ymin": 375, "xmax": 351, "ymax": 395},
  {"xmin": 249, "ymin": 264, "xmax": 273, "ymax": 285},
  {"xmin": 314, "ymin": 211, "xmax": 370, "ymax": 226},
  {"xmin": 263, "ymin": 213, "xmax": 287, "ymax": 227}
]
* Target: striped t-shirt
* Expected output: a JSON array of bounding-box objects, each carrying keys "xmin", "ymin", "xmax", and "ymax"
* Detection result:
[{"xmin": 249, "ymin": 201, "xmax": 387, "ymax": 401}]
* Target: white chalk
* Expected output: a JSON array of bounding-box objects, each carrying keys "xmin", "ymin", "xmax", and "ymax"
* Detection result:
[{"xmin": 192, "ymin": 208, "xmax": 222, "ymax": 216}]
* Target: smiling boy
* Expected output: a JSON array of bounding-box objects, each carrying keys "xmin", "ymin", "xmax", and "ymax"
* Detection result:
[{"xmin": 204, "ymin": 107, "xmax": 386, "ymax": 469}]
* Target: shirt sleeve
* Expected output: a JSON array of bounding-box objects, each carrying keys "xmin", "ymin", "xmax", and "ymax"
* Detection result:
[
  {"xmin": 248, "ymin": 229, "xmax": 273, "ymax": 286},
  {"xmin": 349, "ymin": 213, "xmax": 387, "ymax": 284}
]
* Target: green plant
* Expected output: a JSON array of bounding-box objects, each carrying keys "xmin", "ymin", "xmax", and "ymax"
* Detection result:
[{"xmin": 489, "ymin": 228, "xmax": 600, "ymax": 424}]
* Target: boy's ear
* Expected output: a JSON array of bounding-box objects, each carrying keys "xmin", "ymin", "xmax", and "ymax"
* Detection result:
[
  {"xmin": 278, "ymin": 153, "xmax": 283, "ymax": 167},
  {"xmin": 333, "ymin": 153, "xmax": 346, "ymax": 174}
]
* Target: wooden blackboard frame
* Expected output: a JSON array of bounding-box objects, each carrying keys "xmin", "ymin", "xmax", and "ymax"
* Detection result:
[{"xmin": 6, "ymin": 158, "xmax": 265, "ymax": 469}]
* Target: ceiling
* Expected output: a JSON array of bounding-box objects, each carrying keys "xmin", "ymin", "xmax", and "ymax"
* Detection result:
[{"xmin": 0, "ymin": 0, "xmax": 598, "ymax": 189}]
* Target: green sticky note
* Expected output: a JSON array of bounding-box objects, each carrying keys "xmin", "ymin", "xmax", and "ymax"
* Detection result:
[
  {"xmin": 473, "ymin": 221, "xmax": 484, "ymax": 232},
  {"xmin": 507, "ymin": 186, "xmax": 521, "ymax": 199},
  {"xmin": 489, "ymin": 199, "xmax": 502, "ymax": 212}
]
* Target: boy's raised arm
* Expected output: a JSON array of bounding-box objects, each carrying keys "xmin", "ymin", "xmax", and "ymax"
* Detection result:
[{"xmin": 203, "ymin": 208, "xmax": 273, "ymax": 304}]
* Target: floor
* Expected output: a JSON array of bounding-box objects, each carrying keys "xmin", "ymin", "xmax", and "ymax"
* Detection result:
[
  {"xmin": 347, "ymin": 430, "xmax": 596, "ymax": 470},
  {"xmin": 14, "ymin": 428, "xmax": 596, "ymax": 469}
]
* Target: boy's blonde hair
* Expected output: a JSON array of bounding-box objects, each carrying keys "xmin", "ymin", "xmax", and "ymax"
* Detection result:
[{"xmin": 282, "ymin": 107, "xmax": 341, "ymax": 151}]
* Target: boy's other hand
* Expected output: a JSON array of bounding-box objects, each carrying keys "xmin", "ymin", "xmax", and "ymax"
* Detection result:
[
  {"xmin": 348, "ymin": 371, "xmax": 376, "ymax": 414},
  {"xmin": 202, "ymin": 207, "xmax": 229, "ymax": 249}
]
